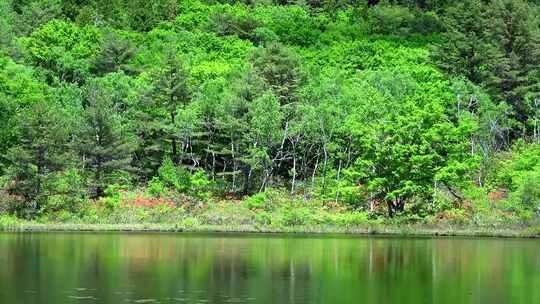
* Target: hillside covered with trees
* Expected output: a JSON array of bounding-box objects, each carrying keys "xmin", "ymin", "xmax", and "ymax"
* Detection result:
[{"xmin": 2, "ymin": 0, "xmax": 540, "ymax": 230}]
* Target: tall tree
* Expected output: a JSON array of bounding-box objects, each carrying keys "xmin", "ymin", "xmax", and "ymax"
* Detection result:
[
  {"xmin": 92, "ymin": 32, "xmax": 139, "ymax": 76},
  {"xmin": 5, "ymin": 100, "xmax": 73, "ymax": 211},
  {"xmin": 485, "ymin": 0, "xmax": 540, "ymax": 123},
  {"xmin": 250, "ymin": 42, "xmax": 305, "ymax": 105},
  {"xmin": 434, "ymin": 0, "xmax": 540, "ymax": 135},
  {"xmin": 150, "ymin": 51, "xmax": 192, "ymax": 165},
  {"xmin": 79, "ymin": 78, "xmax": 138, "ymax": 197}
]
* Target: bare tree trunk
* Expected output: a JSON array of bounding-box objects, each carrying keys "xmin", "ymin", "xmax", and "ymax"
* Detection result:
[
  {"xmin": 322, "ymin": 143, "xmax": 328, "ymax": 193},
  {"xmin": 242, "ymin": 166, "xmax": 252, "ymax": 195},
  {"xmin": 291, "ymin": 143, "xmax": 297, "ymax": 194},
  {"xmin": 231, "ymin": 136, "xmax": 236, "ymax": 190},
  {"xmin": 170, "ymin": 111, "xmax": 178, "ymax": 164},
  {"xmin": 311, "ymin": 150, "xmax": 320, "ymax": 191}
]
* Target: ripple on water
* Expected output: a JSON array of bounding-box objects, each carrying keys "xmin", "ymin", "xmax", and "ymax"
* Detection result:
[
  {"xmin": 134, "ymin": 299, "xmax": 159, "ymax": 303},
  {"xmin": 68, "ymin": 295, "xmax": 98, "ymax": 300}
]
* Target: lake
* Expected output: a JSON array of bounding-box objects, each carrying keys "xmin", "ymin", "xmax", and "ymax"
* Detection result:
[{"xmin": 0, "ymin": 233, "xmax": 539, "ymax": 303}]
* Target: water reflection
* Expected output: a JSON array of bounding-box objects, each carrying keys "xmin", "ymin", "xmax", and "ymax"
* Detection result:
[{"xmin": 0, "ymin": 233, "xmax": 538, "ymax": 304}]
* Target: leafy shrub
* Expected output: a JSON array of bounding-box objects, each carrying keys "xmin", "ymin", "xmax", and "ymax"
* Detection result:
[
  {"xmin": 243, "ymin": 189, "xmax": 286, "ymax": 211},
  {"xmin": 147, "ymin": 177, "xmax": 168, "ymax": 197},
  {"xmin": 511, "ymin": 170, "xmax": 540, "ymax": 211},
  {"xmin": 279, "ymin": 205, "xmax": 313, "ymax": 226},
  {"xmin": 79, "ymin": 203, "xmax": 102, "ymax": 224},
  {"xmin": 158, "ymin": 158, "xmax": 189, "ymax": 192},
  {"xmin": 332, "ymin": 212, "xmax": 369, "ymax": 227},
  {"xmin": 251, "ymin": 27, "xmax": 279, "ymax": 45},
  {"xmin": 155, "ymin": 158, "xmax": 211, "ymax": 199},
  {"xmin": 0, "ymin": 190, "xmax": 35, "ymax": 219},
  {"xmin": 409, "ymin": 11, "xmax": 442, "ymax": 34},
  {"xmin": 146, "ymin": 203, "xmax": 185, "ymax": 223},
  {"xmin": 485, "ymin": 142, "xmax": 540, "ymax": 214},
  {"xmin": 314, "ymin": 169, "xmax": 366, "ymax": 208},
  {"xmin": 43, "ymin": 169, "xmax": 86, "ymax": 213},
  {"xmin": 243, "ymin": 192, "xmax": 268, "ymax": 210},
  {"xmin": 254, "ymin": 210, "xmax": 272, "ymax": 225},
  {"xmin": 181, "ymin": 216, "xmax": 199, "ymax": 228},
  {"xmin": 207, "ymin": 11, "xmax": 260, "ymax": 42},
  {"xmin": 0, "ymin": 214, "xmax": 21, "ymax": 229},
  {"xmin": 0, "ymin": 191, "xmax": 24, "ymax": 215},
  {"xmin": 189, "ymin": 169, "xmax": 212, "ymax": 200},
  {"xmin": 253, "ymin": 5, "xmax": 323, "ymax": 46},
  {"xmin": 21, "ymin": 20, "xmax": 101, "ymax": 82},
  {"xmin": 368, "ymin": 6, "xmax": 442, "ymax": 36},
  {"xmin": 102, "ymin": 184, "xmax": 126, "ymax": 209},
  {"xmin": 41, "ymin": 210, "xmax": 78, "ymax": 223},
  {"xmin": 368, "ymin": 5, "xmax": 414, "ymax": 35},
  {"xmin": 430, "ymin": 208, "xmax": 470, "ymax": 225}
]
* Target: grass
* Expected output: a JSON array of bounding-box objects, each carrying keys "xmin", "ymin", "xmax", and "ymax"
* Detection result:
[
  {"xmin": 2, "ymin": 189, "xmax": 540, "ymax": 238},
  {"xmin": 2, "ymin": 215, "xmax": 539, "ymax": 238}
]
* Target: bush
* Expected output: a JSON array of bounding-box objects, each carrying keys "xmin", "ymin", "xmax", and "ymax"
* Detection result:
[
  {"xmin": 242, "ymin": 189, "xmax": 285, "ymax": 211},
  {"xmin": 102, "ymin": 184, "xmax": 126, "ymax": 209},
  {"xmin": 0, "ymin": 214, "xmax": 21, "ymax": 229},
  {"xmin": 41, "ymin": 210, "xmax": 78, "ymax": 223},
  {"xmin": 254, "ymin": 210, "xmax": 272, "ymax": 225},
  {"xmin": 146, "ymin": 204, "xmax": 185, "ymax": 223},
  {"xmin": 181, "ymin": 216, "xmax": 199, "ymax": 228},
  {"xmin": 253, "ymin": 5, "xmax": 323, "ymax": 46},
  {"xmin": 0, "ymin": 191, "xmax": 24, "ymax": 215},
  {"xmin": 0, "ymin": 190, "xmax": 35, "ymax": 218},
  {"xmin": 189, "ymin": 169, "xmax": 212, "ymax": 200},
  {"xmin": 155, "ymin": 158, "xmax": 212, "ymax": 199},
  {"xmin": 428, "ymin": 208, "xmax": 470, "ymax": 225},
  {"xmin": 243, "ymin": 192, "xmax": 268, "ymax": 210},
  {"xmin": 207, "ymin": 11, "xmax": 260, "ymax": 42},
  {"xmin": 368, "ymin": 5, "xmax": 414, "ymax": 35},
  {"xmin": 158, "ymin": 158, "xmax": 191, "ymax": 192},
  {"xmin": 42, "ymin": 169, "xmax": 86, "ymax": 213},
  {"xmin": 147, "ymin": 177, "xmax": 168, "ymax": 197},
  {"xmin": 511, "ymin": 170, "xmax": 540, "ymax": 211},
  {"xmin": 409, "ymin": 11, "xmax": 442, "ymax": 34},
  {"xmin": 368, "ymin": 6, "xmax": 442, "ymax": 36},
  {"xmin": 279, "ymin": 205, "xmax": 313, "ymax": 226},
  {"xmin": 332, "ymin": 212, "xmax": 369, "ymax": 227}
]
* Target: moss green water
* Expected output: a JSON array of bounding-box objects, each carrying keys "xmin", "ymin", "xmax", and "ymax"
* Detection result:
[{"xmin": 1, "ymin": 233, "xmax": 539, "ymax": 303}]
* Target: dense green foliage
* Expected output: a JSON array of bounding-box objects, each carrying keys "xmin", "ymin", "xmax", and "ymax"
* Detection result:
[{"xmin": 2, "ymin": 0, "xmax": 540, "ymax": 226}]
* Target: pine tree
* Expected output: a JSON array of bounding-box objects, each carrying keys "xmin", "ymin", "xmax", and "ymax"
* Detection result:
[
  {"xmin": 150, "ymin": 50, "xmax": 191, "ymax": 165},
  {"xmin": 79, "ymin": 79, "xmax": 138, "ymax": 197},
  {"xmin": 484, "ymin": 0, "xmax": 540, "ymax": 124},
  {"xmin": 434, "ymin": 0, "xmax": 540, "ymax": 134},
  {"xmin": 93, "ymin": 32, "xmax": 138, "ymax": 76},
  {"xmin": 433, "ymin": 0, "xmax": 491, "ymax": 85},
  {"xmin": 5, "ymin": 100, "xmax": 73, "ymax": 209},
  {"xmin": 250, "ymin": 42, "xmax": 305, "ymax": 106}
]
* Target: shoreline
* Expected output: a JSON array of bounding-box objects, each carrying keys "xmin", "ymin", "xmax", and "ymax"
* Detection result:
[{"xmin": 1, "ymin": 223, "xmax": 539, "ymax": 238}]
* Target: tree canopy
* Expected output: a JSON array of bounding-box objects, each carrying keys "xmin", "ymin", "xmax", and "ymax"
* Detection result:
[{"xmin": 2, "ymin": 0, "xmax": 540, "ymax": 221}]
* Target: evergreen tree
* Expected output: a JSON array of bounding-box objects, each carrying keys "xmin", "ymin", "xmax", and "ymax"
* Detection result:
[
  {"xmin": 250, "ymin": 43, "xmax": 305, "ymax": 105},
  {"xmin": 79, "ymin": 78, "xmax": 138, "ymax": 197},
  {"xmin": 485, "ymin": 0, "xmax": 540, "ymax": 123},
  {"xmin": 435, "ymin": 0, "xmax": 540, "ymax": 134},
  {"xmin": 5, "ymin": 100, "xmax": 73, "ymax": 210},
  {"xmin": 433, "ymin": 0, "xmax": 490, "ymax": 85},
  {"xmin": 93, "ymin": 32, "xmax": 139, "ymax": 76},
  {"xmin": 150, "ymin": 50, "xmax": 192, "ymax": 165}
]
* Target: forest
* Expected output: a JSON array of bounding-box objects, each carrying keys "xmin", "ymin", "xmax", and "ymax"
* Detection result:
[{"xmin": 2, "ymin": 0, "xmax": 540, "ymax": 230}]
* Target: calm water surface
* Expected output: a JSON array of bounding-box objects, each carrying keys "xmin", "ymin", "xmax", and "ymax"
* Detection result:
[{"xmin": 0, "ymin": 233, "xmax": 539, "ymax": 304}]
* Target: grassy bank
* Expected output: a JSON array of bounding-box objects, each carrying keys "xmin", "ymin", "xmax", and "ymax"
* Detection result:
[
  {"xmin": 3, "ymin": 188, "xmax": 540, "ymax": 238},
  {"xmin": 2, "ymin": 215, "xmax": 539, "ymax": 238}
]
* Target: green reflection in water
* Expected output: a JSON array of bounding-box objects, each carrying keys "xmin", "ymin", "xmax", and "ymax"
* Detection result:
[{"xmin": 0, "ymin": 233, "xmax": 539, "ymax": 304}]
